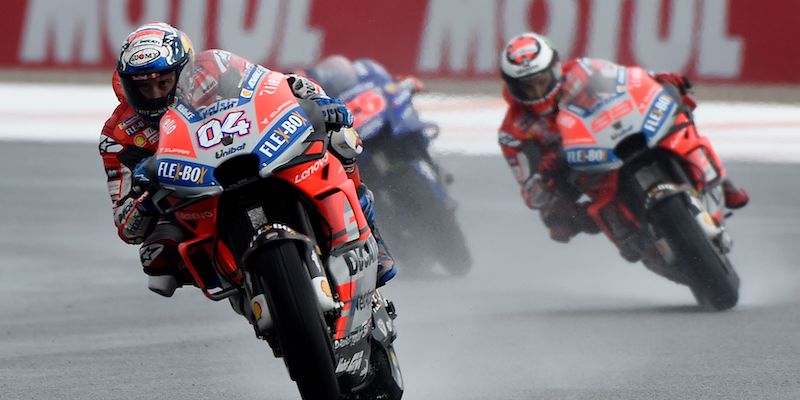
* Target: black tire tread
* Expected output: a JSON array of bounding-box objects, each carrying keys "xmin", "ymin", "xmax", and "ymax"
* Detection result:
[
  {"xmin": 649, "ymin": 195, "xmax": 739, "ymax": 311},
  {"xmin": 252, "ymin": 241, "xmax": 340, "ymax": 400}
]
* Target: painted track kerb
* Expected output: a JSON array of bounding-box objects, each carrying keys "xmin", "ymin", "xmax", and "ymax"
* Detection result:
[{"xmin": 4, "ymin": 83, "xmax": 798, "ymax": 162}]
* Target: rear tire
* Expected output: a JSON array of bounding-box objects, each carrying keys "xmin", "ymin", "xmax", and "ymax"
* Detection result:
[
  {"xmin": 430, "ymin": 209, "xmax": 472, "ymax": 276},
  {"xmin": 250, "ymin": 241, "xmax": 340, "ymax": 400},
  {"xmin": 395, "ymin": 160, "xmax": 472, "ymax": 276},
  {"xmin": 648, "ymin": 195, "xmax": 739, "ymax": 311}
]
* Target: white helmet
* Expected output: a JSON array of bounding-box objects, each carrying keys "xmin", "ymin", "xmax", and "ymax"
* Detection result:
[{"xmin": 500, "ymin": 32, "xmax": 562, "ymax": 115}]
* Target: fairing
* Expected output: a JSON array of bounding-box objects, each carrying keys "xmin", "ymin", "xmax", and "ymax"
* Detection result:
[
  {"xmin": 556, "ymin": 59, "xmax": 679, "ymax": 172},
  {"xmin": 155, "ymin": 67, "xmax": 315, "ymax": 200},
  {"xmin": 152, "ymin": 58, "xmax": 374, "ymax": 336}
]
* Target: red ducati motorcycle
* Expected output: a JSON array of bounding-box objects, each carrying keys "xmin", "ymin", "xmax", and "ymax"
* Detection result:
[
  {"xmin": 146, "ymin": 64, "xmax": 403, "ymax": 399},
  {"xmin": 554, "ymin": 59, "xmax": 740, "ymax": 310}
]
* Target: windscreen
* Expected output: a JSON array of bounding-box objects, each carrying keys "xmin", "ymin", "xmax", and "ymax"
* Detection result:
[
  {"xmin": 560, "ymin": 60, "xmax": 626, "ymax": 119},
  {"xmin": 174, "ymin": 49, "xmax": 260, "ymax": 121}
]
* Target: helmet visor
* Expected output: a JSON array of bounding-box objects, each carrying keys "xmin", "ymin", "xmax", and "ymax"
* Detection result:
[
  {"xmin": 507, "ymin": 66, "xmax": 561, "ymax": 103},
  {"xmin": 120, "ymin": 70, "xmax": 179, "ymax": 124}
]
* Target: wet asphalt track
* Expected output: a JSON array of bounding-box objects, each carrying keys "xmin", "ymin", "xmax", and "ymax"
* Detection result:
[{"xmin": 1, "ymin": 141, "xmax": 799, "ymax": 400}]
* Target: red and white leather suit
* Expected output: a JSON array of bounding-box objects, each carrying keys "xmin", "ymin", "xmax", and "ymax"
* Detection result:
[
  {"xmin": 100, "ymin": 49, "xmax": 364, "ymax": 278},
  {"xmin": 498, "ymin": 58, "xmax": 729, "ymax": 243}
]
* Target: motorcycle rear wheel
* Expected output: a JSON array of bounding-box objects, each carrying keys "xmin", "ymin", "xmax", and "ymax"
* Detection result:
[
  {"xmin": 396, "ymin": 160, "xmax": 472, "ymax": 276},
  {"xmin": 648, "ymin": 195, "xmax": 740, "ymax": 311},
  {"xmin": 250, "ymin": 241, "xmax": 340, "ymax": 400}
]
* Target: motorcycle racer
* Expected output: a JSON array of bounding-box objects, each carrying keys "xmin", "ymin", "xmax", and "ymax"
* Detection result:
[
  {"xmin": 497, "ymin": 32, "xmax": 749, "ymax": 247},
  {"xmin": 99, "ymin": 23, "xmax": 395, "ymax": 297}
]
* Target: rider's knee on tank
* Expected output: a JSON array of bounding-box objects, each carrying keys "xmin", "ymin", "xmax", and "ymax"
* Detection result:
[
  {"xmin": 354, "ymin": 183, "xmax": 396, "ymax": 286},
  {"xmin": 356, "ymin": 183, "xmax": 377, "ymax": 228}
]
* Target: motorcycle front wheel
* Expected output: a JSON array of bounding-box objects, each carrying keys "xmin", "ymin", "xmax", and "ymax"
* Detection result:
[
  {"xmin": 648, "ymin": 195, "xmax": 740, "ymax": 311},
  {"xmin": 250, "ymin": 241, "xmax": 340, "ymax": 400}
]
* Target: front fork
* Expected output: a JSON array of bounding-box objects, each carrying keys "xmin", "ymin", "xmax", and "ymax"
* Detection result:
[
  {"xmin": 632, "ymin": 161, "xmax": 732, "ymax": 257},
  {"xmin": 585, "ymin": 156, "xmax": 730, "ymax": 262},
  {"xmin": 245, "ymin": 224, "xmax": 341, "ymax": 331}
]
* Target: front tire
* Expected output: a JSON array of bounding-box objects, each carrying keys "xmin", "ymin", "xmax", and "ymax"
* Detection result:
[
  {"xmin": 648, "ymin": 195, "xmax": 739, "ymax": 311},
  {"xmin": 250, "ymin": 241, "xmax": 340, "ymax": 400}
]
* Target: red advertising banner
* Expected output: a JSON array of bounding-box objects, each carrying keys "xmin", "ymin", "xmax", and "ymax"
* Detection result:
[{"xmin": 0, "ymin": 0, "xmax": 797, "ymax": 83}]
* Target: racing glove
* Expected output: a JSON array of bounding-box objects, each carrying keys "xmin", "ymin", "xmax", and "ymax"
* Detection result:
[
  {"xmin": 132, "ymin": 156, "xmax": 154, "ymax": 194},
  {"xmin": 652, "ymin": 72, "xmax": 697, "ymax": 110},
  {"xmin": 287, "ymin": 75, "xmax": 354, "ymax": 128},
  {"xmin": 310, "ymin": 94, "xmax": 355, "ymax": 128},
  {"xmin": 114, "ymin": 192, "xmax": 158, "ymax": 244},
  {"xmin": 652, "ymin": 72, "xmax": 692, "ymax": 95},
  {"xmin": 522, "ymin": 175, "xmax": 552, "ymax": 210},
  {"xmin": 396, "ymin": 75, "xmax": 425, "ymax": 94},
  {"xmin": 520, "ymin": 151, "xmax": 561, "ymax": 210},
  {"xmin": 288, "ymin": 75, "xmax": 319, "ymax": 99},
  {"xmin": 537, "ymin": 152, "xmax": 560, "ymax": 178}
]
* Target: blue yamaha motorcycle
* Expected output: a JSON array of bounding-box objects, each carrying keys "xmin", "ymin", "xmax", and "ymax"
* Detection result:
[{"xmin": 306, "ymin": 56, "xmax": 472, "ymax": 276}]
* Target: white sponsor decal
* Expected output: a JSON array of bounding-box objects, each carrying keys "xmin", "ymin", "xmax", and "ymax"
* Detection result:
[
  {"xmin": 139, "ymin": 243, "xmax": 165, "ymax": 267},
  {"xmin": 99, "ymin": 135, "xmax": 123, "ymax": 153},
  {"xmin": 128, "ymin": 47, "xmax": 161, "ymax": 66},
  {"xmin": 19, "ymin": 0, "xmax": 321, "ymax": 67},
  {"xmin": 161, "ymin": 147, "xmax": 191, "ymax": 156},
  {"xmin": 197, "ymin": 111, "xmax": 251, "ymax": 148},
  {"xmin": 259, "ymin": 111, "xmax": 308, "ymax": 157},
  {"xmin": 567, "ymin": 148, "xmax": 607, "ymax": 164},
  {"xmin": 294, "ymin": 152, "xmax": 329, "ymax": 183},
  {"xmin": 161, "ymin": 114, "xmax": 177, "ymax": 135},
  {"xmin": 157, "ymin": 162, "xmax": 208, "ymax": 184},
  {"xmin": 16, "ymin": 1, "xmax": 741, "ymax": 78},
  {"xmin": 335, "ymin": 351, "xmax": 365, "ymax": 375},
  {"xmin": 259, "ymin": 73, "xmax": 283, "ymax": 96},
  {"xmin": 644, "ymin": 95, "xmax": 672, "ymax": 133}
]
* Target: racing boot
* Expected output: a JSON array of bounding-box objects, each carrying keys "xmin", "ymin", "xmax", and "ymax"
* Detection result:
[
  {"xmin": 139, "ymin": 221, "xmax": 193, "ymax": 297},
  {"xmin": 541, "ymin": 198, "xmax": 599, "ymax": 243},
  {"xmin": 358, "ymin": 184, "xmax": 397, "ymax": 287},
  {"xmin": 722, "ymin": 179, "xmax": 749, "ymax": 209}
]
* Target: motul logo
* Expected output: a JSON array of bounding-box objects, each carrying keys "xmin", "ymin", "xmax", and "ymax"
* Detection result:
[
  {"xmin": 17, "ymin": 0, "xmax": 321, "ymax": 66},
  {"xmin": 418, "ymin": 0, "xmax": 743, "ymax": 78},
  {"xmin": 5, "ymin": 0, "xmax": 776, "ymax": 82}
]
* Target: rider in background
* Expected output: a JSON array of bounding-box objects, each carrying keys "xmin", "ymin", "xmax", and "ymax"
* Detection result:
[
  {"xmin": 497, "ymin": 32, "xmax": 749, "ymax": 255},
  {"xmin": 99, "ymin": 23, "xmax": 396, "ymax": 298}
]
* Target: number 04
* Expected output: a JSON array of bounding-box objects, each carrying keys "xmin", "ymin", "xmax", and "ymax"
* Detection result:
[{"xmin": 197, "ymin": 111, "xmax": 251, "ymax": 148}]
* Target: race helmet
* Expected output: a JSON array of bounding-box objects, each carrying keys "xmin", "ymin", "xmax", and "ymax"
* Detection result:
[
  {"xmin": 500, "ymin": 32, "xmax": 562, "ymax": 115},
  {"xmin": 116, "ymin": 23, "xmax": 194, "ymax": 124}
]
